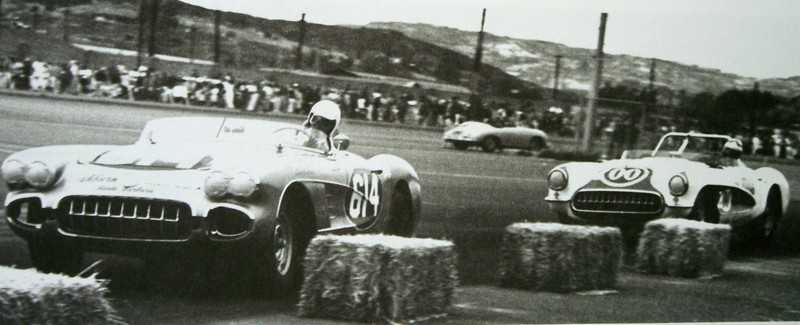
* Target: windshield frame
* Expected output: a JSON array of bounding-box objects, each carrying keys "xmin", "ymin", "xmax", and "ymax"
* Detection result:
[{"xmin": 651, "ymin": 132, "xmax": 732, "ymax": 161}]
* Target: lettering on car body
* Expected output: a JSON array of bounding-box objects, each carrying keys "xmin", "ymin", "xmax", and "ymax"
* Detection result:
[
  {"xmin": 601, "ymin": 167, "xmax": 651, "ymax": 187},
  {"xmin": 347, "ymin": 171, "xmax": 381, "ymax": 226}
]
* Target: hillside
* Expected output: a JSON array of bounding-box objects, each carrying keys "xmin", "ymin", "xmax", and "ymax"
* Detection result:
[
  {"xmin": 1, "ymin": 0, "xmax": 541, "ymax": 99},
  {"xmin": 5, "ymin": 0, "xmax": 797, "ymax": 101},
  {"xmin": 367, "ymin": 22, "xmax": 800, "ymax": 99}
]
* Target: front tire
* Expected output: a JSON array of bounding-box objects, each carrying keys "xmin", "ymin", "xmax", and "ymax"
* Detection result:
[
  {"xmin": 453, "ymin": 142, "xmax": 469, "ymax": 150},
  {"xmin": 753, "ymin": 191, "xmax": 781, "ymax": 249},
  {"xmin": 689, "ymin": 190, "xmax": 720, "ymax": 224},
  {"xmin": 481, "ymin": 137, "xmax": 499, "ymax": 153},
  {"xmin": 29, "ymin": 239, "xmax": 83, "ymax": 276},
  {"xmin": 262, "ymin": 191, "xmax": 316, "ymax": 294},
  {"xmin": 529, "ymin": 137, "xmax": 544, "ymax": 151},
  {"xmin": 386, "ymin": 185, "xmax": 415, "ymax": 237}
]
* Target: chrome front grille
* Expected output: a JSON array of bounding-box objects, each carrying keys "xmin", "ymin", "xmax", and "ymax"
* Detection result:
[
  {"xmin": 58, "ymin": 196, "xmax": 193, "ymax": 240},
  {"xmin": 572, "ymin": 190, "xmax": 663, "ymax": 215}
]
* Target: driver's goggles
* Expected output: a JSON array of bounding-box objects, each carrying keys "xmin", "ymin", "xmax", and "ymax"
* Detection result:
[{"xmin": 309, "ymin": 115, "xmax": 336, "ymax": 128}]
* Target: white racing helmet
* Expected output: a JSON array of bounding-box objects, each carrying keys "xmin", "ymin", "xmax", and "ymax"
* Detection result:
[
  {"xmin": 722, "ymin": 138, "xmax": 743, "ymax": 159},
  {"xmin": 305, "ymin": 100, "xmax": 341, "ymax": 137}
]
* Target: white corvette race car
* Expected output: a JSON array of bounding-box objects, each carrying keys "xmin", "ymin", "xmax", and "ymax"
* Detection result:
[
  {"xmin": 1, "ymin": 116, "xmax": 421, "ymax": 291},
  {"xmin": 546, "ymin": 132, "xmax": 790, "ymax": 245}
]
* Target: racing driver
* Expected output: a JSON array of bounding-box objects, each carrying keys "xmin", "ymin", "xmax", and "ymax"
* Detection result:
[{"xmin": 303, "ymin": 99, "xmax": 341, "ymax": 151}]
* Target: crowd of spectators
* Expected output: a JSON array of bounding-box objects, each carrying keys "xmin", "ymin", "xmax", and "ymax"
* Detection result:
[{"xmin": 0, "ymin": 57, "xmax": 572, "ymax": 131}]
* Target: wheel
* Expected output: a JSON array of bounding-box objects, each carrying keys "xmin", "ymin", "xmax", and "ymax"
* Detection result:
[
  {"xmin": 529, "ymin": 137, "xmax": 544, "ymax": 151},
  {"xmin": 753, "ymin": 191, "xmax": 781, "ymax": 249},
  {"xmin": 386, "ymin": 186, "xmax": 415, "ymax": 237},
  {"xmin": 453, "ymin": 142, "xmax": 469, "ymax": 150},
  {"xmin": 29, "ymin": 239, "xmax": 83, "ymax": 276},
  {"xmin": 481, "ymin": 137, "xmax": 499, "ymax": 153},
  {"xmin": 689, "ymin": 190, "xmax": 720, "ymax": 223},
  {"xmin": 260, "ymin": 190, "xmax": 316, "ymax": 293}
]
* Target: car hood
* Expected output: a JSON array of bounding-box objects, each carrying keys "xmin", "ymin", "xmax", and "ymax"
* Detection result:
[{"xmin": 90, "ymin": 141, "xmax": 317, "ymax": 171}]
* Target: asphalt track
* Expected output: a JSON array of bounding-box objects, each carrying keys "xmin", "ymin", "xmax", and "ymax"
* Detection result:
[{"xmin": 1, "ymin": 92, "xmax": 800, "ymax": 324}]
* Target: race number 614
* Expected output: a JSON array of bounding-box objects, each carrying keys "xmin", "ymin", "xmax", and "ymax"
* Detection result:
[{"xmin": 349, "ymin": 173, "xmax": 381, "ymax": 219}]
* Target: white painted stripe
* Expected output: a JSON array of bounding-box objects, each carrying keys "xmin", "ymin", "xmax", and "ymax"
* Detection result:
[
  {"xmin": 419, "ymin": 171, "xmax": 547, "ymax": 183},
  {"xmin": 8, "ymin": 120, "xmax": 139, "ymax": 133},
  {"xmin": 0, "ymin": 143, "xmax": 31, "ymax": 154},
  {"xmin": 454, "ymin": 303, "xmax": 529, "ymax": 316}
]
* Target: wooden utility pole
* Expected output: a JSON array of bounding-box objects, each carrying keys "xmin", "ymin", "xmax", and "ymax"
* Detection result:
[
  {"xmin": 188, "ymin": 25, "xmax": 197, "ymax": 64},
  {"xmin": 749, "ymin": 82, "xmax": 760, "ymax": 136},
  {"xmin": 136, "ymin": 0, "xmax": 146, "ymax": 68},
  {"xmin": 642, "ymin": 58, "xmax": 656, "ymax": 131},
  {"xmin": 213, "ymin": 10, "xmax": 221, "ymax": 66},
  {"xmin": 553, "ymin": 54, "xmax": 563, "ymax": 99},
  {"xmin": 581, "ymin": 13, "xmax": 608, "ymax": 152},
  {"xmin": 294, "ymin": 13, "xmax": 306, "ymax": 70},
  {"xmin": 147, "ymin": 0, "xmax": 159, "ymax": 59},
  {"xmin": 471, "ymin": 8, "xmax": 486, "ymax": 93},
  {"xmin": 0, "ymin": 0, "xmax": 3, "ymax": 40},
  {"xmin": 62, "ymin": 9, "xmax": 70, "ymax": 42}
]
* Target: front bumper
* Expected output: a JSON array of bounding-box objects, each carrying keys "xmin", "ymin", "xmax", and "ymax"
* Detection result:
[
  {"xmin": 547, "ymin": 200, "xmax": 693, "ymax": 227},
  {"xmin": 4, "ymin": 196, "xmax": 265, "ymax": 259}
]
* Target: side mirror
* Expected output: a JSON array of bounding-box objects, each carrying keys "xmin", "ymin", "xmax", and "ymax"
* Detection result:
[{"xmin": 333, "ymin": 134, "xmax": 350, "ymax": 151}]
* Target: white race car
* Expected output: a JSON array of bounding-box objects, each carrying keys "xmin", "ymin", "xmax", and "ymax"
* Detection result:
[
  {"xmin": 546, "ymin": 132, "xmax": 790, "ymax": 246},
  {"xmin": 443, "ymin": 121, "xmax": 548, "ymax": 152},
  {"xmin": 1, "ymin": 117, "xmax": 421, "ymax": 291}
]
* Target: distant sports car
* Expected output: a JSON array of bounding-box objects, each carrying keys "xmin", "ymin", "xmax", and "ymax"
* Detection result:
[
  {"xmin": 443, "ymin": 121, "xmax": 548, "ymax": 152},
  {"xmin": 546, "ymin": 132, "xmax": 790, "ymax": 246},
  {"xmin": 2, "ymin": 117, "xmax": 421, "ymax": 290}
]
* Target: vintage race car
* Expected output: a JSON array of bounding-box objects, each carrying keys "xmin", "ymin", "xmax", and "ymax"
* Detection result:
[
  {"xmin": 1, "ymin": 116, "xmax": 421, "ymax": 291},
  {"xmin": 443, "ymin": 121, "xmax": 548, "ymax": 152},
  {"xmin": 546, "ymin": 132, "xmax": 790, "ymax": 246}
]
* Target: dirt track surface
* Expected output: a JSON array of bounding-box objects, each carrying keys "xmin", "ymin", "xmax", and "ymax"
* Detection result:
[{"xmin": 1, "ymin": 92, "xmax": 799, "ymax": 324}]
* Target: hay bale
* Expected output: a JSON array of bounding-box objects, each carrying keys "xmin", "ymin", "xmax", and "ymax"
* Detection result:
[
  {"xmin": 297, "ymin": 234, "xmax": 457, "ymax": 323},
  {"xmin": 636, "ymin": 218, "xmax": 731, "ymax": 278},
  {"xmin": 498, "ymin": 223, "xmax": 622, "ymax": 292},
  {"xmin": 0, "ymin": 266, "xmax": 118, "ymax": 324}
]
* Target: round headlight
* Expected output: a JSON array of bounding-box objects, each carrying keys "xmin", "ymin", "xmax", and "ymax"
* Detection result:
[
  {"xmin": 24, "ymin": 161, "xmax": 56, "ymax": 189},
  {"xmin": 228, "ymin": 172, "xmax": 258, "ymax": 198},
  {"xmin": 204, "ymin": 171, "xmax": 230, "ymax": 198},
  {"xmin": 668, "ymin": 175, "xmax": 688, "ymax": 196},
  {"xmin": 1, "ymin": 159, "xmax": 27, "ymax": 184},
  {"xmin": 547, "ymin": 169, "xmax": 568, "ymax": 191}
]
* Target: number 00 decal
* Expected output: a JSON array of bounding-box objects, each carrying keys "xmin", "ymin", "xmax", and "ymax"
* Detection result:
[{"xmin": 348, "ymin": 172, "xmax": 382, "ymax": 220}]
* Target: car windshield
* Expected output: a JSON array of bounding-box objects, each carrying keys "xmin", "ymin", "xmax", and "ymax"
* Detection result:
[
  {"xmin": 652, "ymin": 133, "xmax": 730, "ymax": 164},
  {"xmin": 136, "ymin": 117, "xmax": 324, "ymax": 149}
]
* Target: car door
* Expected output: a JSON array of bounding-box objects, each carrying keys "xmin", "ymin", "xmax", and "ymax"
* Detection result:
[{"xmin": 307, "ymin": 150, "xmax": 385, "ymax": 232}]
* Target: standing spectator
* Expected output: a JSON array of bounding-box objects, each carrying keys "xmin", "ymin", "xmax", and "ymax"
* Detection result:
[
  {"xmin": 222, "ymin": 76, "xmax": 235, "ymax": 109},
  {"xmin": 771, "ymin": 129, "xmax": 785, "ymax": 158},
  {"xmin": 68, "ymin": 60, "xmax": 80, "ymax": 94},
  {"xmin": 396, "ymin": 94, "xmax": 409, "ymax": 124},
  {"xmin": 370, "ymin": 93, "xmax": 382, "ymax": 121},
  {"xmin": 209, "ymin": 83, "xmax": 221, "ymax": 107},
  {"xmin": 56, "ymin": 62, "xmax": 72, "ymax": 93},
  {"xmin": 260, "ymin": 81, "xmax": 274, "ymax": 112}
]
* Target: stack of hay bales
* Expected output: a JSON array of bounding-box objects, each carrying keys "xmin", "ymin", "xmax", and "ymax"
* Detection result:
[
  {"xmin": 298, "ymin": 234, "xmax": 458, "ymax": 323},
  {"xmin": 0, "ymin": 266, "xmax": 118, "ymax": 324},
  {"xmin": 498, "ymin": 223, "xmax": 622, "ymax": 292},
  {"xmin": 636, "ymin": 218, "xmax": 730, "ymax": 277}
]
